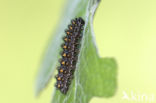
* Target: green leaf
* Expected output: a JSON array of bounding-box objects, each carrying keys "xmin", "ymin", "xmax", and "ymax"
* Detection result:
[{"xmin": 35, "ymin": 0, "xmax": 118, "ymax": 103}]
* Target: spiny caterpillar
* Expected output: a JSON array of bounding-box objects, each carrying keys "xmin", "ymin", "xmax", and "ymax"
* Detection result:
[{"xmin": 55, "ymin": 17, "xmax": 85, "ymax": 94}]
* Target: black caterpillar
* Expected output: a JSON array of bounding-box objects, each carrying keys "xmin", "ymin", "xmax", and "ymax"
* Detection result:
[{"xmin": 55, "ymin": 17, "xmax": 85, "ymax": 94}]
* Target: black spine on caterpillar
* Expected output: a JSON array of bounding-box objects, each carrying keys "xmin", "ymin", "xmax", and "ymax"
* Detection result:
[{"xmin": 55, "ymin": 17, "xmax": 85, "ymax": 94}]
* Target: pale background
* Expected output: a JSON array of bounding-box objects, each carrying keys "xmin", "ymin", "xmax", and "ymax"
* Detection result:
[{"xmin": 0, "ymin": 0, "xmax": 156, "ymax": 103}]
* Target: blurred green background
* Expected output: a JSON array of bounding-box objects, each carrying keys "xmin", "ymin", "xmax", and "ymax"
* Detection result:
[{"xmin": 0, "ymin": 0, "xmax": 156, "ymax": 103}]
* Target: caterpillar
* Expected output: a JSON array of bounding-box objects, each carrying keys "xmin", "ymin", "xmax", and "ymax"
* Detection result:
[{"xmin": 55, "ymin": 17, "xmax": 85, "ymax": 94}]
